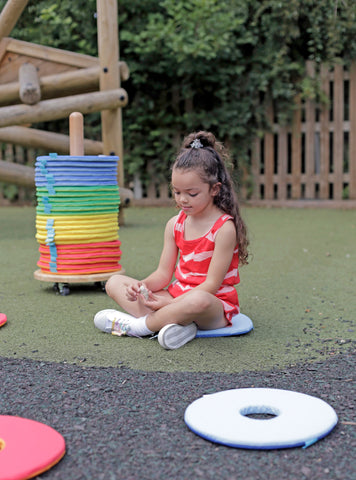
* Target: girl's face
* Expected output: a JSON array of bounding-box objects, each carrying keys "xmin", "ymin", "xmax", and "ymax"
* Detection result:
[{"xmin": 171, "ymin": 168, "xmax": 220, "ymax": 216}]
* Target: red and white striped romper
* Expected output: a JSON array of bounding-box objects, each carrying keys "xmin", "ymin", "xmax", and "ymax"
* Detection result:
[{"xmin": 168, "ymin": 210, "xmax": 240, "ymax": 325}]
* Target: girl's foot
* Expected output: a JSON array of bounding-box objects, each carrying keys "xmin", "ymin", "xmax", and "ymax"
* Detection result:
[
  {"xmin": 158, "ymin": 323, "xmax": 197, "ymax": 349},
  {"xmin": 94, "ymin": 309, "xmax": 141, "ymax": 337}
]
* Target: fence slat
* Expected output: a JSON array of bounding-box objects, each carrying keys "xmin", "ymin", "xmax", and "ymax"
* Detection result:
[
  {"xmin": 264, "ymin": 100, "xmax": 274, "ymax": 199},
  {"xmin": 305, "ymin": 61, "xmax": 316, "ymax": 198},
  {"xmin": 333, "ymin": 64, "xmax": 344, "ymax": 200},
  {"xmin": 251, "ymin": 138, "xmax": 260, "ymax": 199},
  {"xmin": 277, "ymin": 126, "xmax": 287, "ymax": 200},
  {"xmin": 291, "ymin": 95, "xmax": 302, "ymax": 199},
  {"xmin": 349, "ymin": 62, "xmax": 356, "ymax": 199},
  {"xmin": 320, "ymin": 63, "xmax": 330, "ymax": 199}
]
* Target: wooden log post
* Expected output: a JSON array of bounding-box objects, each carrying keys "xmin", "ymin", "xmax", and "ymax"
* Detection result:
[
  {"xmin": 69, "ymin": 112, "xmax": 84, "ymax": 156},
  {"xmin": 19, "ymin": 62, "xmax": 41, "ymax": 105},
  {"xmin": 97, "ymin": 1, "xmax": 124, "ymax": 183},
  {"xmin": 0, "ymin": 0, "xmax": 29, "ymax": 40},
  {"xmin": 97, "ymin": 0, "xmax": 123, "ymax": 161},
  {"xmin": 0, "ymin": 88, "xmax": 128, "ymax": 127}
]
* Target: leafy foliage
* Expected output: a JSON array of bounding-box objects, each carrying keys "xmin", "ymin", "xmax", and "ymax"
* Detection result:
[
  {"xmin": 119, "ymin": 0, "xmax": 356, "ymax": 188},
  {"xmin": 2, "ymin": 0, "xmax": 356, "ymax": 191},
  {"xmin": 1, "ymin": 0, "xmax": 98, "ymax": 55}
]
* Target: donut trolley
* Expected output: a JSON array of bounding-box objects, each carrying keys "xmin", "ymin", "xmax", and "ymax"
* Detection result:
[{"xmin": 33, "ymin": 112, "xmax": 124, "ymax": 295}]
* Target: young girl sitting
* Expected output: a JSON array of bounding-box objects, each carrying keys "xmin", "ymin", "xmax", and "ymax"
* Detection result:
[{"xmin": 94, "ymin": 131, "xmax": 249, "ymax": 349}]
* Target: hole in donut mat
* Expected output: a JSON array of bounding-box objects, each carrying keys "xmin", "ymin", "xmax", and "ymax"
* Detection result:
[
  {"xmin": 0, "ymin": 438, "xmax": 5, "ymax": 450},
  {"xmin": 240, "ymin": 405, "xmax": 280, "ymax": 420}
]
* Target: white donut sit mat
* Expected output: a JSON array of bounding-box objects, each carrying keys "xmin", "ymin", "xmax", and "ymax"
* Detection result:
[
  {"xmin": 196, "ymin": 313, "xmax": 253, "ymax": 337},
  {"xmin": 184, "ymin": 388, "xmax": 338, "ymax": 449}
]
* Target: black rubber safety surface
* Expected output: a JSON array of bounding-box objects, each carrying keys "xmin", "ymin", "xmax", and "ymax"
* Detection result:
[{"xmin": 1, "ymin": 351, "xmax": 354, "ymax": 480}]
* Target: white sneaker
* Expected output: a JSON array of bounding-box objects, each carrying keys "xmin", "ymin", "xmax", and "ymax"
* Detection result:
[
  {"xmin": 94, "ymin": 309, "xmax": 140, "ymax": 337},
  {"xmin": 158, "ymin": 323, "xmax": 197, "ymax": 349}
]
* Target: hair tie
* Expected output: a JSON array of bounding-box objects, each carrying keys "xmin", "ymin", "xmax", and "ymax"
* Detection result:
[{"xmin": 190, "ymin": 139, "xmax": 203, "ymax": 149}]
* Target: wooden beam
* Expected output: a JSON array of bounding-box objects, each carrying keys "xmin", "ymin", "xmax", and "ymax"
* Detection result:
[
  {"xmin": 39, "ymin": 61, "xmax": 129, "ymax": 94},
  {"xmin": 4, "ymin": 37, "xmax": 98, "ymax": 68},
  {"xmin": 0, "ymin": 37, "xmax": 10, "ymax": 63},
  {"xmin": 0, "ymin": 62, "xmax": 129, "ymax": 105},
  {"xmin": 0, "ymin": 158, "xmax": 34, "ymax": 187},
  {"xmin": 0, "ymin": 126, "xmax": 103, "ymax": 154},
  {"xmin": 0, "ymin": 0, "xmax": 29, "ymax": 40},
  {"xmin": 0, "ymin": 88, "xmax": 128, "ymax": 127}
]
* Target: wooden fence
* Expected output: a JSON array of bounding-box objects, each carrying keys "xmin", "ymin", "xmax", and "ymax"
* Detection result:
[
  {"xmin": 250, "ymin": 60, "xmax": 356, "ymax": 205},
  {"xmin": 1, "ymin": 60, "xmax": 356, "ymax": 207}
]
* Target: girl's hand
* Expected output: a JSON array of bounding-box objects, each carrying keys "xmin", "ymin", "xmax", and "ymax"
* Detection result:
[
  {"xmin": 141, "ymin": 293, "xmax": 172, "ymax": 311},
  {"xmin": 126, "ymin": 281, "xmax": 143, "ymax": 302}
]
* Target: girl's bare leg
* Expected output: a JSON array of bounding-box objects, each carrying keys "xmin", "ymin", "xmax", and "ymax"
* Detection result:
[
  {"xmin": 145, "ymin": 289, "xmax": 227, "ymax": 332},
  {"xmin": 105, "ymin": 274, "xmax": 228, "ymax": 333}
]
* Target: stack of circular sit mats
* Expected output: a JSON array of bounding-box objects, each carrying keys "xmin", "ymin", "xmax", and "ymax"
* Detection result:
[{"xmin": 35, "ymin": 153, "xmax": 122, "ymax": 276}]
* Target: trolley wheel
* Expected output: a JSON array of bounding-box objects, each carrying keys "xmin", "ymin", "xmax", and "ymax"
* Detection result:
[
  {"xmin": 95, "ymin": 281, "xmax": 106, "ymax": 292},
  {"xmin": 53, "ymin": 283, "xmax": 70, "ymax": 296}
]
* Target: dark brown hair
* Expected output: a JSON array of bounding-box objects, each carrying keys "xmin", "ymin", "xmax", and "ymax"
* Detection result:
[{"xmin": 172, "ymin": 131, "xmax": 249, "ymax": 265}]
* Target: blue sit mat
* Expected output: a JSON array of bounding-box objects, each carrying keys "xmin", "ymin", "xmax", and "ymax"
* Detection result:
[{"xmin": 196, "ymin": 313, "xmax": 253, "ymax": 338}]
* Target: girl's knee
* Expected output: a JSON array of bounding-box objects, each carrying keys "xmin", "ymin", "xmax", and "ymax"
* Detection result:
[
  {"xmin": 105, "ymin": 274, "xmax": 124, "ymax": 297},
  {"xmin": 105, "ymin": 276, "xmax": 114, "ymax": 297},
  {"xmin": 185, "ymin": 290, "xmax": 214, "ymax": 314}
]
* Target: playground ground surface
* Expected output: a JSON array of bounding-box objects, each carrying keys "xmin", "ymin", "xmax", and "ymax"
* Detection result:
[{"xmin": 0, "ymin": 205, "xmax": 355, "ymax": 479}]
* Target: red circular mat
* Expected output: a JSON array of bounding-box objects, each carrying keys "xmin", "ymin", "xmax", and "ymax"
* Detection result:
[
  {"xmin": 0, "ymin": 314, "xmax": 7, "ymax": 327},
  {"xmin": 0, "ymin": 416, "xmax": 65, "ymax": 479}
]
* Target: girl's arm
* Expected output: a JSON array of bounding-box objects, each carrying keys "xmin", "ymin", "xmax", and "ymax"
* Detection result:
[
  {"xmin": 141, "ymin": 215, "xmax": 178, "ymax": 292},
  {"xmin": 195, "ymin": 220, "xmax": 237, "ymax": 294}
]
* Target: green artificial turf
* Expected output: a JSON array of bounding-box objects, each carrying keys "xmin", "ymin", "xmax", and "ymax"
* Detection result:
[{"xmin": 0, "ymin": 205, "xmax": 355, "ymax": 372}]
